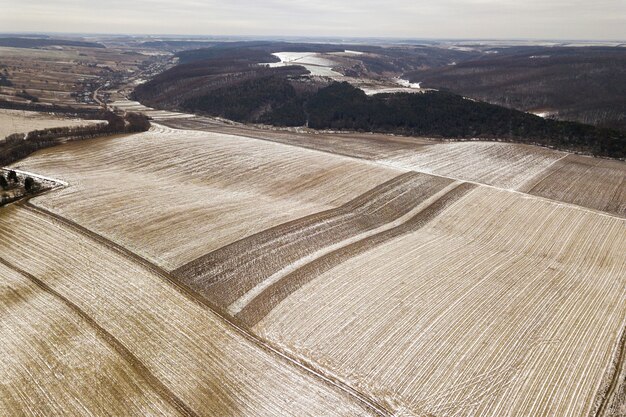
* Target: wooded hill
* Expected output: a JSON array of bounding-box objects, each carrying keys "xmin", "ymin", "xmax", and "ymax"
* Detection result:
[
  {"xmin": 405, "ymin": 46, "xmax": 626, "ymax": 131},
  {"xmin": 133, "ymin": 44, "xmax": 626, "ymax": 158}
]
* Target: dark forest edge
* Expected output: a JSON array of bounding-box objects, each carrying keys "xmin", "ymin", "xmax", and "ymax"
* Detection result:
[
  {"xmin": 304, "ymin": 83, "xmax": 625, "ymax": 159},
  {"xmin": 403, "ymin": 46, "xmax": 626, "ymax": 132}
]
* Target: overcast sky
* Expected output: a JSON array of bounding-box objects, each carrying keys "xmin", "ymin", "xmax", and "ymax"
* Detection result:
[{"xmin": 1, "ymin": 0, "xmax": 624, "ymax": 40}]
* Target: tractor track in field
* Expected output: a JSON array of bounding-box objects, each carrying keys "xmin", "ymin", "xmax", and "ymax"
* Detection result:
[
  {"xmin": 22, "ymin": 201, "xmax": 393, "ymax": 417},
  {"xmin": 0, "ymin": 254, "xmax": 198, "ymax": 417},
  {"xmin": 237, "ymin": 181, "xmax": 477, "ymax": 327},
  {"xmin": 175, "ymin": 171, "xmax": 453, "ymax": 312}
]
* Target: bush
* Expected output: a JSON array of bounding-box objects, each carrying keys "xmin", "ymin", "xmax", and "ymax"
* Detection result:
[
  {"xmin": 24, "ymin": 176, "xmax": 35, "ymax": 192},
  {"xmin": 7, "ymin": 170, "xmax": 18, "ymax": 182}
]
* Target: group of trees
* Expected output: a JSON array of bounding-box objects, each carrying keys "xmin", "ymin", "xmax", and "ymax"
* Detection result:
[
  {"xmin": 0, "ymin": 170, "xmax": 37, "ymax": 207},
  {"xmin": 309, "ymin": 84, "xmax": 625, "ymax": 158},
  {"xmin": 182, "ymin": 75, "xmax": 312, "ymax": 125},
  {"xmin": 0, "ymin": 99, "xmax": 105, "ymax": 118},
  {"xmin": 0, "ymin": 170, "xmax": 17, "ymax": 188}
]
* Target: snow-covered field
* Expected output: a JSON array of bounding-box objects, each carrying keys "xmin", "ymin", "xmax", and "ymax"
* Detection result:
[
  {"xmin": 3, "ymin": 114, "xmax": 625, "ymax": 416},
  {"xmin": 262, "ymin": 52, "xmax": 343, "ymax": 77},
  {"xmin": 379, "ymin": 141, "xmax": 566, "ymax": 189},
  {"xmin": 13, "ymin": 124, "xmax": 401, "ymax": 270},
  {"xmin": 0, "ymin": 205, "xmax": 375, "ymax": 416},
  {"xmin": 110, "ymin": 99, "xmax": 193, "ymax": 120},
  {"xmin": 0, "ymin": 109, "xmax": 101, "ymax": 138},
  {"xmin": 259, "ymin": 51, "xmax": 428, "ymax": 95},
  {"xmin": 255, "ymin": 185, "xmax": 626, "ymax": 416}
]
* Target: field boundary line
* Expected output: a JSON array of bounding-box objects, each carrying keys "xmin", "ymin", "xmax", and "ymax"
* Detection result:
[
  {"xmin": 592, "ymin": 323, "xmax": 626, "ymax": 417},
  {"xmin": 516, "ymin": 153, "xmax": 570, "ymax": 193},
  {"xmin": 0, "ymin": 255, "xmax": 197, "ymax": 417},
  {"xmin": 173, "ymin": 171, "xmax": 423, "ymax": 285},
  {"xmin": 228, "ymin": 180, "xmax": 463, "ymax": 315},
  {"xmin": 22, "ymin": 202, "xmax": 392, "ymax": 417},
  {"xmin": 375, "ymin": 160, "xmax": 626, "ymax": 220},
  {"xmin": 1, "ymin": 167, "xmax": 68, "ymax": 187}
]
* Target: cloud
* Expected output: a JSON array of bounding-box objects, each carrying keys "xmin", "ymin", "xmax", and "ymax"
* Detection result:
[{"xmin": 0, "ymin": 0, "xmax": 624, "ymax": 39}]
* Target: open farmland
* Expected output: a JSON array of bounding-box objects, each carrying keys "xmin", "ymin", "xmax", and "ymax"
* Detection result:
[
  {"xmin": 520, "ymin": 154, "xmax": 626, "ymax": 217},
  {"xmin": 2, "ymin": 108, "xmax": 625, "ymax": 415},
  {"xmin": 161, "ymin": 115, "xmax": 431, "ymax": 160},
  {"xmin": 378, "ymin": 141, "xmax": 567, "ymax": 189},
  {"xmin": 0, "ymin": 260, "xmax": 179, "ymax": 416},
  {"xmin": 0, "ymin": 109, "xmax": 101, "ymax": 137},
  {"xmin": 0, "ymin": 45, "xmax": 155, "ymax": 108},
  {"xmin": 158, "ymin": 116, "xmax": 577, "ymax": 192},
  {"xmin": 0, "ymin": 204, "xmax": 378, "ymax": 416},
  {"xmin": 11, "ymin": 124, "xmax": 402, "ymax": 270},
  {"xmin": 264, "ymin": 52, "xmax": 344, "ymax": 77},
  {"xmin": 173, "ymin": 171, "xmax": 466, "ymax": 314},
  {"xmin": 254, "ymin": 186, "xmax": 626, "ymax": 417}
]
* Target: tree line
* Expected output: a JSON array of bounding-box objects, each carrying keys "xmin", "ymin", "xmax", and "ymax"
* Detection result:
[
  {"xmin": 306, "ymin": 83, "xmax": 625, "ymax": 158},
  {"xmin": 0, "ymin": 111, "xmax": 150, "ymax": 167}
]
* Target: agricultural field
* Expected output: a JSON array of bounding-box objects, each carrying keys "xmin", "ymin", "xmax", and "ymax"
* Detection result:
[
  {"xmin": 520, "ymin": 154, "xmax": 626, "ymax": 217},
  {"xmin": 2, "ymin": 103, "xmax": 625, "ymax": 415},
  {"xmin": 0, "ymin": 260, "xmax": 179, "ymax": 416},
  {"xmin": 0, "ymin": 45, "xmax": 156, "ymax": 108},
  {"xmin": 160, "ymin": 116, "xmax": 593, "ymax": 196},
  {"xmin": 253, "ymin": 186, "xmax": 626, "ymax": 417},
  {"xmin": 264, "ymin": 52, "xmax": 344, "ymax": 77},
  {"xmin": 110, "ymin": 99, "xmax": 193, "ymax": 121},
  {"xmin": 161, "ymin": 114, "xmax": 431, "ymax": 160},
  {"xmin": 174, "ymin": 172, "xmax": 466, "ymax": 313},
  {"xmin": 0, "ymin": 108, "xmax": 101, "ymax": 138},
  {"xmin": 378, "ymin": 141, "xmax": 567, "ymax": 190},
  {"xmin": 0, "ymin": 204, "xmax": 378, "ymax": 416},
  {"xmin": 11, "ymin": 124, "xmax": 402, "ymax": 270}
]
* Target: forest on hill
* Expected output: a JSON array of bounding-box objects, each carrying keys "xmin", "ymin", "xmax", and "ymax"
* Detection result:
[
  {"xmin": 405, "ymin": 46, "xmax": 626, "ymax": 131},
  {"xmin": 133, "ymin": 44, "xmax": 626, "ymax": 158}
]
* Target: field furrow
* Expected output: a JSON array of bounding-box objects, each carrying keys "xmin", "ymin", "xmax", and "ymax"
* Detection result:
[
  {"xmin": 255, "ymin": 186, "xmax": 626, "ymax": 416},
  {"xmin": 0, "ymin": 204, "xmax": 377, "ymax": 416},
  {"xmin": 0, "ymin": 259, "xmax": 181, "ymax": 416},
  {"xmin": 174, "ymin": 171, "xmax": 453, "ymax": 312},
  {"xmin": 237, "ymin": 182, "xmax": 476, "ymax": 327}
]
